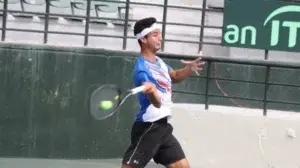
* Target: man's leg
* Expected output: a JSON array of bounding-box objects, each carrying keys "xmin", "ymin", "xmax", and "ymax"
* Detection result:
[
  {"xmin": 121, "ymin": 163, "xmax": 137, "ymax": 168},
  {"xmin": 121, "ymin": 121, "xmax": 162, "ymax": 168},
  {"xmin": 166, "ymin": 158, "xmax": 190, "ymax": 168},
  {"xmin": 153, "ymin": 124, "xmax": 190, "ymax": 168}
]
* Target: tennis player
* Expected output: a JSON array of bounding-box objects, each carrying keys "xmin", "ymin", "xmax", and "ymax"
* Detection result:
[{"xmin": 121, "ymin": 17, "xmax": 204, "ymax": 168}]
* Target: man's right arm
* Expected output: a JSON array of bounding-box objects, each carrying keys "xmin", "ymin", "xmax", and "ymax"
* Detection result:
[
  {"xmin": 136, "ymin": 72, "xmax": 161, "ymax": 108},
  {"xmin": 143, "ymin": 82, "xmax": 161, "ymax": 108}
]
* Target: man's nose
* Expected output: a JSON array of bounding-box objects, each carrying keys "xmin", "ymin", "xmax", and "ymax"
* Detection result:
[{"xmin": 158, "ymin": 35, "xmax": 162, "ymax": 41}]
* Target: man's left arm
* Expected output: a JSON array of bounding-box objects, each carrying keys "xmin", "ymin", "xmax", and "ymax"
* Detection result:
[
  {"xmin": 168, "ymin": 57, "xmax": 205, "ymax": 84},
  {"xmin": 169, "ymin": 66, "xmax": 194, "ymax": 83}
]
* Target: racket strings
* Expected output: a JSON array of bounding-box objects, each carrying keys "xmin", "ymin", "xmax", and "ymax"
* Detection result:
[
  {"xmin": 90, "ymin": 85, "xmax": 121, "ymax": 120},
  {"xmin": 119, "ymin": 93, "xmax": 133, "ymax": 106}
]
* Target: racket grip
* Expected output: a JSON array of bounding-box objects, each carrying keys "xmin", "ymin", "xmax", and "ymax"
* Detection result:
[{"xmin": 131, "ymin": 86, "xmax": 145, "ymax": 94}]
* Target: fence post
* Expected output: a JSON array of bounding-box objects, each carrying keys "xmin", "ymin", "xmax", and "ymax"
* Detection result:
[
  {"xmin": 205, "ymin": 61, "xmax": 211, "ymax": 109},
  {"xmin": 122, "ymin": 0, "xmax": 130, "ymax": 50},
  {"xmin": 84, "ymin": 0, "xmax": 91, "ymax": 46},
  {"xmin": 1, "ymin": 0, "xmax": 8, "ymax": 41},
  {"xmin": 161, "ymin": 0, "xmax": 168, "ymax": 52},
  {"xmin": 264, "ymin": 50, "xmax": 269, "ymax": 60},
  {"xmin": 198, "ymin": 0, "xmax": 207, "ymax": 52},
  {"xmin": 43, "ymin": 0, "xmax": 50, "ymax": 44},
  {"xmin": 263, "ymin": 66, "xmax": 270, "ymax": 116}
]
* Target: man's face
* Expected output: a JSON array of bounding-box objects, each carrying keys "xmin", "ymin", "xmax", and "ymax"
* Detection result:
[{"xmin": 142, "ymin": 29, "xmax": 162, "ymax": 52}]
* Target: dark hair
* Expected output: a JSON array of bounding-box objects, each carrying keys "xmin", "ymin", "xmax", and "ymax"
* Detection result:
[{"xmin": 133, "ymin": 17, "xmax": 157, "ymax": 47}]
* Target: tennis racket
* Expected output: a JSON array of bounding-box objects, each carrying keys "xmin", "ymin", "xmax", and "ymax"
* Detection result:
[{"xmin": 89, "ymin": 84, "xmax": 145, "ymax": 120}]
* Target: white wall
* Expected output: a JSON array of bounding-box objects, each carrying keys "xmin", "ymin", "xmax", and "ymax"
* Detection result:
[
  {"xmin": 1, "ymin": 0, "xmax": 300, "ymax": 61},
  {"xmin": 170, "ymin": 104, "xmax": 300, "ymax": 168}
]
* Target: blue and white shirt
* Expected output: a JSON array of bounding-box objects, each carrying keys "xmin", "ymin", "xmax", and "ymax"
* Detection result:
[{"xmin": 133, "ymin": 56, "xmax": 173, "ymax": 122}]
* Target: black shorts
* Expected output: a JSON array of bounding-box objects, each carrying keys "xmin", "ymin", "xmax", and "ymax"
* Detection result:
[{"xmin": 122, "ymin": 117, "xmax": 186, "ymax": 168}]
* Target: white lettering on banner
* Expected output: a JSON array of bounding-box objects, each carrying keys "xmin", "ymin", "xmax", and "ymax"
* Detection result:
[{"xmin": 223, "ymin": 5, "xmax": 300, "ymax": 51}]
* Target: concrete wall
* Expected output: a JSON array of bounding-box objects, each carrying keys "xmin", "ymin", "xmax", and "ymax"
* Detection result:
[
  {"xmin": 1, "ymin": 104, "xmax": 299, "ymax": 168},
  {"xmin": 171, "ymin": 104, "xmax": 300, "ymax": 168}
]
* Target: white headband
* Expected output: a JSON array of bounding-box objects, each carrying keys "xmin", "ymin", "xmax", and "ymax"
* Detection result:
[{"xmin": 136, "ymin": 23, "xmax": 160, "ymax": 39}]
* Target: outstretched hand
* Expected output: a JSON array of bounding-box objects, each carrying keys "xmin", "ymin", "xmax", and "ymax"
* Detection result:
[{"xmin": 180, "ymin": 52, "xmax": 205, "ymax": 76}]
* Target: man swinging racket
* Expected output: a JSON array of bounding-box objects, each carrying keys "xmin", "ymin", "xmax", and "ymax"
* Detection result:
[{"xmin": 121, "ymin": 17, "xmax": 205, "ymax": 168}]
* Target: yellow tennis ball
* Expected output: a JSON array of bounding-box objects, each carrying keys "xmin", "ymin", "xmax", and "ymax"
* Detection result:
[{"xmin": 99, "ymin": 100, "xmax": 113, "ymax": 110}]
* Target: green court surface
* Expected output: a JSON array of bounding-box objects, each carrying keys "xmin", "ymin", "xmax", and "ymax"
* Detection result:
[{"xmin": 0, "ymin": 158, "xmax": 165, "ymax": 168}]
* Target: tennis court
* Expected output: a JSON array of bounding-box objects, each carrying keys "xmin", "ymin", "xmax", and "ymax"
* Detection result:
[{"xmin": 0, "ymin": 158, "xmax": 164, "ymax": 168}]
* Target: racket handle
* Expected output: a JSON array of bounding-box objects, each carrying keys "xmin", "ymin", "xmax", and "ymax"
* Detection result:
[{"xmin": 131, "ymin": 86, "xmax": 145, "ymax": 95}]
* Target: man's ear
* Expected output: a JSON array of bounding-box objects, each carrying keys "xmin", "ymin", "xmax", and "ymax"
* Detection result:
[{"xmin": 140, "ymin": 37, "xmax": 147, "ymax": 44}]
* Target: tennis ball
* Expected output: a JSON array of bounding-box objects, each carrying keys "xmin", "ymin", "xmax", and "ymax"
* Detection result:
[{"xmin": 99, "ymin": 100, "xmax": 113, "ymax": 110}]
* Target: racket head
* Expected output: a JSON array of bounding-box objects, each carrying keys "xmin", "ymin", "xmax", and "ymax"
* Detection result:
[{"xmin": 89, "ymin": 84, "xmax": 122, "ymax": 120}]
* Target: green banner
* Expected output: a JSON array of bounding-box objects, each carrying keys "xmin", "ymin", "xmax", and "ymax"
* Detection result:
[{"xmin": 222, "ymin": 0, "xmax": 300, "ymax": 52}]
